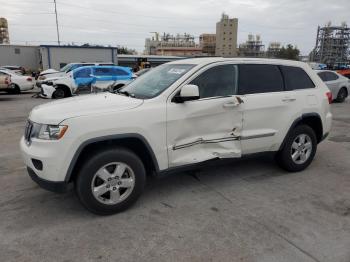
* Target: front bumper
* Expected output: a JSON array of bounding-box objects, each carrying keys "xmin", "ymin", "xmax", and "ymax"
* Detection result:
[
  {"xmin": 27, "ymin": 167, "xmax": 69, "ymax": 193},
  {"xmin": 20, "ymin": 136, "xmax": 72, "ymax": 182},
  {"xmin": 39, "ymin": 84, "xmax": 56, "ymax": 98}
]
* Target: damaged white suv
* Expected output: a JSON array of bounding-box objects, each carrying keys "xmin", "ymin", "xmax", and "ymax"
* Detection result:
[{"xmin": 21, "ymin": 58, "xmax": 332, "ymax": 215}]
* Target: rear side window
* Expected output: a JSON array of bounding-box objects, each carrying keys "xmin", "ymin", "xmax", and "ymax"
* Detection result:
[
  {"xmin": 94, "ymin": 67, "xmax": 112, "ymax": 76},
  {"xmin": 112, "ymin": 68, "xmax": 129, "ymax": 76},
  {"xmin": 281, "ymin": 66, "xmax": 315, "ymax": 90},
  {"xmin": 317, "ymin": 72, "xmax": 328, "ymax": 82},
  {"xmin": 238, "ymin": 64, "xmax": 283, "ymax": 95},
  {"xmin": 325, "ymin": 72, "xmax": 339, "ymax": 81},
  {"xmin": 190, "ymin": 64, "xmax": 238, "ymax": 98}
]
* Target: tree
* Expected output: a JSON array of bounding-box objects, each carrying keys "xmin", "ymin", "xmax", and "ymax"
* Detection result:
[
  {"xmin": 116, "ymin": 46, "xmax": 137, "ymax": 55},
  {"xmin": 276, "ymin": 44, "xmax": 300, "ymax": 60}
]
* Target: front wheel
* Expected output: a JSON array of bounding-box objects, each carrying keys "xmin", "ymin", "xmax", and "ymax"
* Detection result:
[
  {"xmin": 53, "ymin": 87, "xmax": 66, "ymax": 99},
  {"xmin": 276, "ymin": 125, "xmax": 317, "ymax": 172},
  {"xmin": 75, "ymin": 148, "xmax": 146, "ymax": 215}
]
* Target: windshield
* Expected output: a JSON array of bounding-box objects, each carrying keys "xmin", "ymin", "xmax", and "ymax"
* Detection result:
[
  {"xmin": 59, "ymin": 63, "xmax": 74, "ymax": 72},
  {"xmin": 120, "ymin": 64, "xmax": 195, "ymax": 99}
]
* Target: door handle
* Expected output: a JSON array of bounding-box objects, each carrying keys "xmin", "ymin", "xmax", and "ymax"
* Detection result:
[{"xmin": 282, "ymin": 97, "xmax": 296, "ymax": 102}]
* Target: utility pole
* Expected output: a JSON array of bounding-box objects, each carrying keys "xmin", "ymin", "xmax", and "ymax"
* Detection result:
[{"xmin": 53, "ymin": 0, "xmax": 60, "ymax": 45}]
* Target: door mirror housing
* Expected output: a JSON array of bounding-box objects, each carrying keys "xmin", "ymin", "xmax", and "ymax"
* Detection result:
[{"xmin": 174, "ymin": 84, "xmax": 200, "ymax": 103}]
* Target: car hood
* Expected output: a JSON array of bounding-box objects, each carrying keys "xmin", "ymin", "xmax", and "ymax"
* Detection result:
[
  {"xmin": 40, "ymin": 69, "xmax": 60, "ymax": 75},
  {"xmin": 29, "ymin": 93, "xmax": 144, "ymax": 124}
]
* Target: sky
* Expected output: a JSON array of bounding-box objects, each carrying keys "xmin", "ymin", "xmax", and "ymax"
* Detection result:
[{"xmin": 1, "ymin": 0, "xmax": 350, "ymax": 55}]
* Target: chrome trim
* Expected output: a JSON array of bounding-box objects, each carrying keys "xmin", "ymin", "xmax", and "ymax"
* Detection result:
[
  {"xmin": 240, "ymin": 132, "xmax": 275, "ymax": 140},
  {"xmin": 173, "ymin": 136, "xmax": 239, "ymax": 150}
]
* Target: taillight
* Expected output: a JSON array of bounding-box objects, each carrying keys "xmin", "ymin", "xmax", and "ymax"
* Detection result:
[
  {"xmin": 326, "ymin": 91, "xmax": 332, "ymax": 104},
  {"xmin": 4, "ymin": 76, "xmax": 10, "ymax": 85},
  {"xmin": 26, "ymin": 77, "xmax": 32, "ymax": 81}
]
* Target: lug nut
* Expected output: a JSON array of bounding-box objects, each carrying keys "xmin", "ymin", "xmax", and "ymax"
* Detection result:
[
  {"xmin": 117, "ymin": 181, "xmax": 122, "ymax": 185},
  {"xmin": 113, "ymin": 187, "xmax": 117, "ymax": 190}
]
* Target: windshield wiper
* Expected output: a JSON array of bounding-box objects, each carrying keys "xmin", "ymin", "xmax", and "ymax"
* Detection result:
[{"xmin": 116, "ymin": 90, "xmax": 135, "ymax": 98}]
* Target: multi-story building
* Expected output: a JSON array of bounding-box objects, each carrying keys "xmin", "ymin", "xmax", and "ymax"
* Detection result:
[
  {"xmin": 144, "ymin": 33, "xmax": 202, "ymax": 57},
  {"xmin": 199, "ymin": 34, "xmax": 216, "ymax": 56},
  {"xmin": 0, "ymin": 17, "xmax": 10, "ymax": 44},
  {"xmin": 215, "ymin": 13, "xmax": 238, "ymax": 57},
  {"xmin": 238, "ymin": 34, "xmax": 265, "ymax": 57}
]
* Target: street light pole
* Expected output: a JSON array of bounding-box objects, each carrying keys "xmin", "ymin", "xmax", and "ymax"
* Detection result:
[{"xmin": 53, "ymin": 0, "xmax": 60, "ymax": 45}]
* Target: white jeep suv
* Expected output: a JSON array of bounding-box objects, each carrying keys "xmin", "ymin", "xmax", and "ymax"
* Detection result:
[{"xmin": 21, "ymin": 58, "xmax": 332, "ymax": 215}]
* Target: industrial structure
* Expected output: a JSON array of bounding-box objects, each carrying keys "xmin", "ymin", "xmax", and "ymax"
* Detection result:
[
  {"xmin": 310, "ymin": 22, "xmax": 350, "ymax": 68},
  {"xmin": 144, "ymin": 32, "xmax": 202, "ymax": 57},
  {"xmin": 0, "ymin": 17, "xmax": 10, "ymax": 44},
  {"xmin": 215, "ymin": 13, "xmax": 238, "ymax": 57},
  {"xmin": 238, "ymin": 34, "xmax": 265, "ymax": 57},
  {"xmin": 266, "ymin": 42, "xmax": 281, "ymax": 58},
  {"xmin": 199, "ymin": 34, "xmax": 216, "ymax": 56}
]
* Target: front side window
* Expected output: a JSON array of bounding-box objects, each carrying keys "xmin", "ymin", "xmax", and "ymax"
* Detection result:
[
  {"xmin": 74, "ymin": 68, "xmax": 91, "ymax": 78},
  {"xmin": 120, "ymin": 64, "xmax": 195, "ymax": 99},
  {"xmin": 281, "ymin": 66, "xmax": 315, "ymax": 90},
  {"xmin": 190, "ymin": 64, "xmax": 238, "ymax": 99},
  {"xmin": 238, "ymin": 64, "xmax": 284, "ymax": 95}
]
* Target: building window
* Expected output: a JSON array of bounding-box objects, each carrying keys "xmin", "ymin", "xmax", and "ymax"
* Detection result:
[{"xmin": 14, "ymin": 48, "xmax": 20, "ymax": 54}]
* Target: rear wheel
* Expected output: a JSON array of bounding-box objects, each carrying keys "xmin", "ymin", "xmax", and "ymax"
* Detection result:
[
  {"xmin": 276, "ymin": 125, "xmax": 317, "ymax": 172},
  {"xmin": 75, "ymin": 148, "xmax": 146, "ymax": 215},
  {"xmin": 335, "ymin": 87, "xmax": 348, "ymax": 103},
  {"xmin": 7, "ymin": 84, "xmax": 21, "ymax": 94}
]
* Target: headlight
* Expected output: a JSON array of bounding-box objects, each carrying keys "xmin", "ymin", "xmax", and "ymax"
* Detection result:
[
  {"xmin": 39, "ymin": 75, "xmax": 46, "ymax": 80},
  {"xmin": 29, "ymin": 123, "xmax": 68, "ymax": 140},
  {"xmin": 37, "ymin": 124, "xmax": 68, "ymax": 140}
]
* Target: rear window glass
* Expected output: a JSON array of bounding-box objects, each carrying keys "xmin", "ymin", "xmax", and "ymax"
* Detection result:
[
  {"xmin": 238, "ymin": 64, "xmax": 284, "ymax": 95},
  {"xmin": 281, "ymin": 66, "xmax": 315, "ymax": 90}
]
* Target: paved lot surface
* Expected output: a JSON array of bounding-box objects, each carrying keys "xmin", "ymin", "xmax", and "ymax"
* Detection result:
[{"xmin": 0, "ymin": 91, "xmax": 349, "ymax": 262}]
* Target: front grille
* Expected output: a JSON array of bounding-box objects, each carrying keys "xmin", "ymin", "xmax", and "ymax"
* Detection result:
[{"xmin": 24, "ymin": 120, "xmax": 33, "ymax": 143}]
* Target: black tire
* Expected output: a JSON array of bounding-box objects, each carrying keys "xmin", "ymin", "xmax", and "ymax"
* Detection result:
[
  {"xmin": 53, "ymin": 87, "xmax": 66, "ymax": 99},
  {"xmin": 276, "ymin": 125, "xmax": 317, "ymax": 172},
  {"xmin": 335, "ymin": 87, "xmax": 348, "ymax": 103},
  {"xmin": 7, "ymin": 84, "xmax": 21, "ymax": 94},
  {"xmin": 75, "ymin": 148, "xmax": 146, "ymax": 215}
]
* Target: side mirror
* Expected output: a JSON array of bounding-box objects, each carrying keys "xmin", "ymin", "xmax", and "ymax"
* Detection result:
[{"xmin": 174, "ymin": 84, "xmax": 200, "ymax": 103}]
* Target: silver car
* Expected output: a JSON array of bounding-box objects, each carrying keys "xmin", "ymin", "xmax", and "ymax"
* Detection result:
[{"xmin": 317, "ymin": 70, "xmax": 350, "ymax": 103}]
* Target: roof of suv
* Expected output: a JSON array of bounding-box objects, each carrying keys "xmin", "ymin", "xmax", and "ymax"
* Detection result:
[{"xmin": 169, "ymin": 57, "xmax": 307, "ymax": 67}]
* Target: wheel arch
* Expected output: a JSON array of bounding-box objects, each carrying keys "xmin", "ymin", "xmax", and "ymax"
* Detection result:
[
  {"xmin": 65, "ymin": 134, "xmax": 159, "ymax": 183},
  {"xmin": 279, "ymin": 113, "xmax": 323, "ymax": 151},
  {"xmin": 55, "ymin": 84, "xmax": 72, "ymax": 97}
]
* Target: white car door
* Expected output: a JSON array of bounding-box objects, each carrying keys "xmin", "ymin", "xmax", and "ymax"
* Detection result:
[
  {"xmin": 166, "ymin": 64, "xmax": 243, "ymax": 168},
  {"xmin": 238, "ymin": 64, "xmax": 298, "ymax": 154}
]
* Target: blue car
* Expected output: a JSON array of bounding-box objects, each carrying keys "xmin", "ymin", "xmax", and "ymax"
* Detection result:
[{"xmin": 41, "ymin": 65, "xmax": 134, "ymax": 98}]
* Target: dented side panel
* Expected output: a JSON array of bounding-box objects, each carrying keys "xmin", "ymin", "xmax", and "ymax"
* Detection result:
[{"xmin": 166, "ymin": 97, "xmax": 242, "ymax": 167}]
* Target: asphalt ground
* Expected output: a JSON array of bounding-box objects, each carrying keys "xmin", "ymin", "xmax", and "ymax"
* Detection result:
[{"xmin": 0, "ymin": 91, "xmax": 349, "ymax": 262}]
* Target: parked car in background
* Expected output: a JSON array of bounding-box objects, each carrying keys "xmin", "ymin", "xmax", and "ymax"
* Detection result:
[
  {"xmin": 316, "ymin": 70, "xmax": 350, "ymax": 103},
  {"xmin": 40, "ymin": 65, "xmax": 133, "ymax": 99},
  {"xmin": 0, "ymin": 71, "xmax": 11, "ymax": 91},
  {"xmin": 337, "ymin": 69, "xmax": 350, "ymax": 79},
  {"xmin": 0, "ymin": 69, "xmax": 34, "ymax": 94},
  {"xmin": 0, "ymin": 65, "xmax": 26, "ymax": 75},
  {"xmin": 37, "ymin": 62, "xmax": 115, "ymax": 85},
  {"xmin": 21, "ymin": 58, "xmax": 332, "ymax": 215}
]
